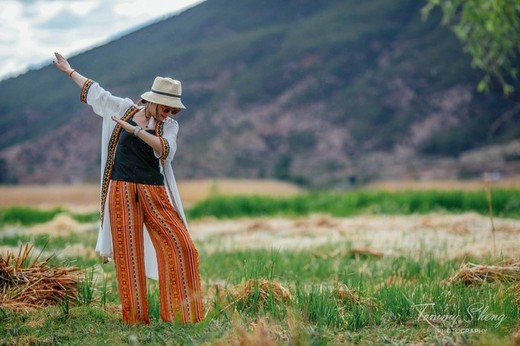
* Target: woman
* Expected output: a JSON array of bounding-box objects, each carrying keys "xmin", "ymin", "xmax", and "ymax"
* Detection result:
[{"xmin": 53, "ymin": 52, "xmax": 204, "ymax": 324}]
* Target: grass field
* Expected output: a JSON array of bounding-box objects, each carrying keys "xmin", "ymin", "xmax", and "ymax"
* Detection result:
[{"xmin": 0, "ymin": 181, "xmax": 519, "ymax": 345}]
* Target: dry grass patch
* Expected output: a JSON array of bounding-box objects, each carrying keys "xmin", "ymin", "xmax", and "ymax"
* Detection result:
[
  {"xmin": 0, "ymin": 184, "xmax": 100, "ymax": 210},
  {"xmin": 447, "ymin": 261, "xmax": 520, "ymax": 286},
  {"xmin": 512, "ymin": 328, "xmax": 520, "ymax": 346},
  {"xmin": 511, "ymin": 283, "xmax": 520, "ymax": 306},
  {"xmin": 224, "ymin": 279, "xmax": 292, "ymax": 311},
  {"xmin": 246, "ymin": 219, "xmax": 275, "ymax": 232},
  {"xmin": 25, "ymin": 213, "xmax": 92, "ymax": 238},
  {"xmin": 0, "ymin": 244, "xmax": 81, "ymax": 312},
  {"xmin": 215, "ymin": 318, "xmax": 281, "ymax": 346},
  {"xmin": 179, "ymin": 179, "xmax": 303, "ymax": 206},
  {"xmin": 293, "ymin": 214, "xmax": 340, "ymax": 229},
  {"xmin": 313, "ymin": 247, "xmax": 383, "ymax": 260},
  {"xmin": 333, "ymin": 283, "xmax": 373, "ymax": 306}
]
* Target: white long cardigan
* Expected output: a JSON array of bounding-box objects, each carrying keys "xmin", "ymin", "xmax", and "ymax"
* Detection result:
[{"xmin": 84, "ymin": 81, "xmax": 188, "ymax": 280}]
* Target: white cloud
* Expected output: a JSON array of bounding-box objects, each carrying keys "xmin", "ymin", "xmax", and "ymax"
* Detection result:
[{"xmin": 0, "ymin": 0, "xmax": 205, "ymax": 81}]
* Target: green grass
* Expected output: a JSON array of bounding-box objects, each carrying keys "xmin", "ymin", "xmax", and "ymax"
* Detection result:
[
  {"xmin": 187, "ymin": 188, "xmax": 520, "ymax": 219},
  {"xmin": 0, "ymin": 232, "xmax": 96, "ymax": 250},
  {"xmin": 0, "ymin": 188, "xmax": 519, "ymax": 344},
  {"xmin": 0, "ymin": 206, "xmax": 99, "ymax": 227},
  {"xmin": 0, "ymin": 241, "xmax": 518, "ymax": 345},
  {"xmin": 1, "ymin": 188, "xmax": 518, "ymax": 229}
]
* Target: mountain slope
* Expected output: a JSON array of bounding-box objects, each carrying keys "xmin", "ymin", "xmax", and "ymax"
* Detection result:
[{"xmin": 1, "ymin": 0, "xmax": 519, "ymax": 186}]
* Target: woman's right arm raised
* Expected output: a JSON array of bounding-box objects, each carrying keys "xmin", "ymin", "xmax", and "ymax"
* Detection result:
[
  {"xmin": 53, "ymin": 52, "xmax": 88, "ymax": 88},
  {"xmin": 52, "ymin": 52, "xmax": 134, "ymax": 117}
]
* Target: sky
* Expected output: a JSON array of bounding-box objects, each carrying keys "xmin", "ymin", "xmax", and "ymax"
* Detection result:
[{"xmin": 0, "ymin": 0, "xmax": 206, "ymax": 81}]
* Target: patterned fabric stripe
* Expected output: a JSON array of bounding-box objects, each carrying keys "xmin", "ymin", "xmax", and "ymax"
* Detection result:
[
  {"xmin": 154, "ymin": 120, "xmax": 169, "ymax": 161},
  {"xmin": 155, "ymin": 119, "xmax": 165, "ymax": 136},
  {"xmin": 159, "ymin": 137, "xmax": 170, "ymax": 160},
  {"xmin": 108, "ymin": 181, "xmax": 150, "ymax": 324},
  {"xmin": 140, "ymin": 184, "xmax": 204, "ymax": 323},
  {"xmin": 100, "ymin": 106, "xmax": 139, "ymax": 225},
  {"xmin": 108, "ymin": 181, "xmax": 203, "ymax": 324},
  {"xmin": 80, "ymin": 79, "xmax": 94, "ymax": 103}
]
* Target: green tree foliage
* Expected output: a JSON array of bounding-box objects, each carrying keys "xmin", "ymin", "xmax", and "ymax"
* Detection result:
[{"xmin": 423, "ymin": 0, "xmax": 520, "ymax": 95}]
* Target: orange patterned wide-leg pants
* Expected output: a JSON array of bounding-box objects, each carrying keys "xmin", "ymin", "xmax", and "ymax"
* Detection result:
[{"xmin": 108, "ymin": 180, "xmax": 204, "ymax": 324}]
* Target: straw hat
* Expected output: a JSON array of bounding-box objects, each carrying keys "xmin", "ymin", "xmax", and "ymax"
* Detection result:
[{"xmin": 141, "ymin": 77, "xmax": 186, "ymax": 109}]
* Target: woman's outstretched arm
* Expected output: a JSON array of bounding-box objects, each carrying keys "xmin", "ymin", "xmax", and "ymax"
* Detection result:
[
  {"xmin": 53, "ymin": 52, "xmax": 88, "ymax": 88},
  {"xmin": 53, "ymin": 52, "xmax": 135, "ymax": 118}
]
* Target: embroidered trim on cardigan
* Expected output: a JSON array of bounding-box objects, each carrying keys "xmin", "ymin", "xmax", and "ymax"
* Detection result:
[
  {"xmin": 159, "ymin": 137, "xmax": 170, "ymax": 160},
  {"xmin": 154, "ymin": 120, "xmax": 167, "ymax": 161},
  {"xmin": 99, "ymin": 114, "xmax": 168, "ymax": 225},
  {"xmin": 80, "ymin": 79, "xmax": 94, "ymax": 103},
  {"xmin": 100, "ymin": 106, "xmax": 139, "ymax": 225}
]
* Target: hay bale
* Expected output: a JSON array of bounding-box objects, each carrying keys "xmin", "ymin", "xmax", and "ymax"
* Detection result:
[
  {"xmin": 0, "ymin": 244, "xmax": 81, "ymax": 312},
  {"xmin": 447, "ymin": 262, "xmax": 520, "ymax": 286}
]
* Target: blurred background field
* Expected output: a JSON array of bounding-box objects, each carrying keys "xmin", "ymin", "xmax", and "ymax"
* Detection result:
[
  {"xmin": 0, "ymin": 179, "xmax": 302, "ymax": 211},
  {"xmin": 366, "ymin": 178, "xmax": 520, "ymax": 191},
  {"xmin": 1, "ymin": 177, "xmax": 519, "ymax": 209},
  {"xmin": 2, "ymin": 178, "xmax": 520, "ymax": 226}
]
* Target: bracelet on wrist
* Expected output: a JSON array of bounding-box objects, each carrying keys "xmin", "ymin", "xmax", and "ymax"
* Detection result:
[
  {"xmin": 68, "ymin": 70, "xmax": 76, "ymax": 78},
  {"xmin": 133, "ymin": 125, "xmax": 142, "ymax": 136}
]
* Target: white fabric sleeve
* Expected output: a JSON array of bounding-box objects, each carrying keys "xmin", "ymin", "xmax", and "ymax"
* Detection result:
[
  {"xmin": 154, "ymin": 119, "xmax": 179, "ymax": 162},
  {"xmin": 85, "ymin": 82, "xmax": 135, "ymax": 118}
]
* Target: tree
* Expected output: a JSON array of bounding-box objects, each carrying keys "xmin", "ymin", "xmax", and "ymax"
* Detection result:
[{"xmin": 423, "ymin": 0, "xmax": 520, "ymax": 95}]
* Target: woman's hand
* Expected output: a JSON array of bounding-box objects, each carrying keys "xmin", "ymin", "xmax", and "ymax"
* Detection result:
[
  {"xmin": 53, "ymin": 52, "xmax": 73, "ymax": 74},
  {"xmin": 112, "ymin": 115, "xmax": 164, "ymax": 153},
  {"xmin": 111, "ymin": 116, "xmax": 135, "ymax": 133},
  {"xmin": 53, "ymin": 52, "xmax": 88, "ymax": 87}
]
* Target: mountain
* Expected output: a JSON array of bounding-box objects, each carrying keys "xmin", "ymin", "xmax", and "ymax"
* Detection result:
[{"xmin": 1, "ymin": 0, "xmax": 519, "ymax": 187}]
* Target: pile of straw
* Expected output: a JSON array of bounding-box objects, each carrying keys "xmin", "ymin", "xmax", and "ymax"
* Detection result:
[
  {"xmin": 447, "ymin": 261, "xmax": 520, "ymax": 286},
  {"xmin": 333, "ymin": 284, "xmax": 364, "ymax": 305},
  {"xmin": 332, "ymin": 283, "xmax": 379, "ymax": 309},
  {"xmin": 227, "ymin": 279, "xmax": 291, "ymax": 308},
  {"xmin": 0, "ymin": 244, "xmax": 81, "ymax": 312}
]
